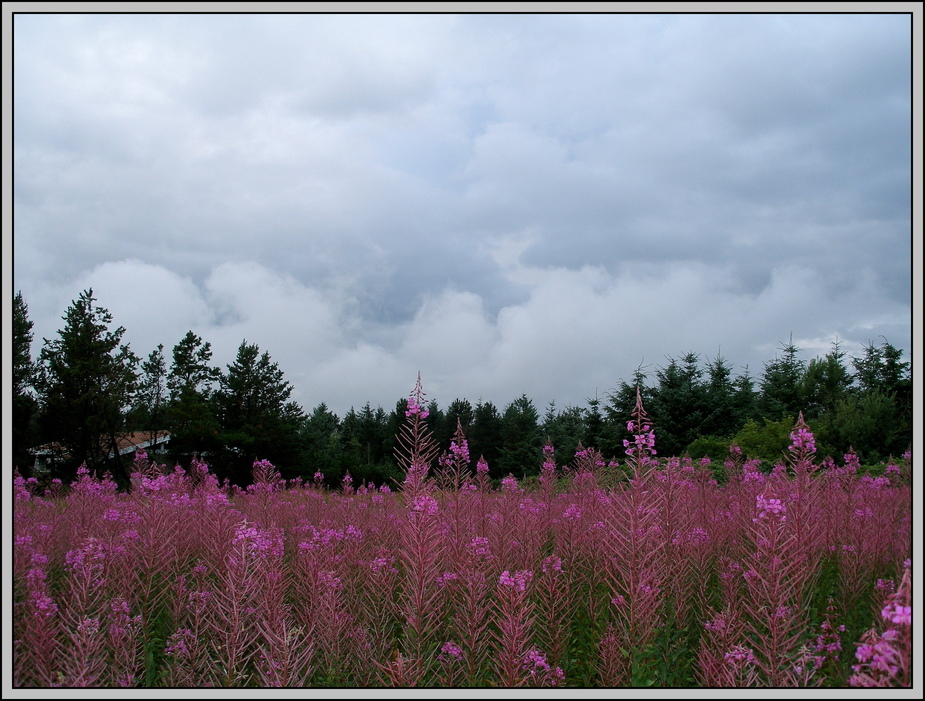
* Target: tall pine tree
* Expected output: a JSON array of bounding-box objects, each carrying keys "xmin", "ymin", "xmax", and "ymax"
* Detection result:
[
  {"xmin": 128, "ymin": 345, "xmax": 169, "ymax": 448},
  {"xmin": 34, "ymin": 289, "xmax": 139, "ymax": 481},
  {"xmin": 213, "ymin": 340, "xmax": 305, "ymax": 484},
  {"xmin": 498, "ymin": 395, "xmax": 542, "ymax": 478},
  {"xmin": 167, "ymin": 331, "xmax": 221, "ymax": 459},
  {"xmin": 13, "ymin": 292, "xmax": 38, "ymax": 472}
]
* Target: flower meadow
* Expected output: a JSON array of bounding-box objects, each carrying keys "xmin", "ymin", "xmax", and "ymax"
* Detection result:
[{"xmin": 12, "ymin": 381, "xmax": 912, "ymax": 688}]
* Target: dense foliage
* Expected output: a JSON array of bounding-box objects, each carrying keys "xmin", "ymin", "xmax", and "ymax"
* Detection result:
[
  {"xmin": 12, "ymin": 386, "xmax": 911, "ymax": 688},
  {"xmin": 13, "ymin": 290, "xmax": 912, "ymax": 487}
]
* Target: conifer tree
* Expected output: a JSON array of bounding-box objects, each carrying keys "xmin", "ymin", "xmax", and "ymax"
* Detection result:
[
  {"xmin": 650, "ymin": 352, "xmax": 706, "ymax": 457},
  {"xmin": 300, "ymin": 402, "xmax": 342, "ymax": 481},
  {"xmin": 498, "ymin": 394, "xmax": 542, "ymax": 478},
  {"xmin": 758, "ymin": 338, "xmax": 806, "ymax": 420},
  {"xmin": 34, "ymin": 289, "xmax": 139, "ymax": 480},
  {"xmin": 469, "ymin": 400, "xmax": 503, "ymax": 475},
  {"xmin": 701, "ymin": 353, "xmax": 741, "ymax": 439},
  {"xmin": 129, "ymin": 344, "xmax": 169, "ymax": 444},
  {"xmin": 444, "ymin": 398, "xmax": 474, "ymax": 451},
  {"xmin": 13, "ymin": 292, "xmax": 38, "ymax": 472},
  {"xmin": 800, "ymin": 340, "xmax": 852, "ymax": 421},
  {"xmin": 167, "ymin": 331, "xmax": 221, "ymax": 460},
  {"xmin": 605, "ymin": 364, "xmax": 652, "ymax": 458},
  {"xmin": 213, "ymin": 340, "xmax": 305, "ymax": 484}
]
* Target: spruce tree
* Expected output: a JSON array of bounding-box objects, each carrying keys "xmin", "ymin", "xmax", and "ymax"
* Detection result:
[
  {"xmin": 470, "ymin": 400, "xmax": 503, "ymax": 475},
  {"xmin": 129, "ymin": 345, "xmax": 169, "ymax": 445},
  {"xmin": 649, "ymin": 352, "xmax": 706, "ymax": 458},
  {"xmin": 498, "ymin": 394, "xmax": 542, "ymax": 478},
  {"xmin": 13, "ymin": 292, "xmax": 38, "ymax": 472},
  {"xmin": 758, "ymin": 339, "xmax": 806, "ymax": 420},
  {"xmin": 34, "ymin": 289, "xmax": 139, "ymax": 481},
  {"xmin": 800, "ymin": 340, "xmax": 852, "ymax": 421},
  {"xmin": 167, "ymin": 331, "xmax": 221, "ymax": 459},
  {"xmin": 213, "ymin": 340, "xmax": 305, "ymax": 484},
  {"xmin": 300, "ymin": 402, "xmax": 342, "ymax": 481},
  {"xmin": 701, "ymin": 353, "xmax": 741, "ymax": 439}
]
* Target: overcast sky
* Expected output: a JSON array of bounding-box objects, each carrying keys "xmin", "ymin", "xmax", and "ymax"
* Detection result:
[{"xmin": 10, "ymin": 11, "xmax": 914, "ymax": 417}]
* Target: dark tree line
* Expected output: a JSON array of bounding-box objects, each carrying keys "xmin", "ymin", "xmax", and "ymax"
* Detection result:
[{"xmin": 13, "ymin": 290, "xmax": 912, "ymax": 488}]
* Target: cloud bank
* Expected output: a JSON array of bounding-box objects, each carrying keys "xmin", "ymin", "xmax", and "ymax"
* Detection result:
[{"xmin": 12, "ymin": 13, "xmax": 913, "ymax": 415}]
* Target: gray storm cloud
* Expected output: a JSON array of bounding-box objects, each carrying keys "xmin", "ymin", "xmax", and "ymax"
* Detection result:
[{"xmin": 12, "ymin": 12, "xmax": 912, "ymax": 415}]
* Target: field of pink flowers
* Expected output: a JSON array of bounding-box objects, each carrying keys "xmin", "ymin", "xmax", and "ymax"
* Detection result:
[{"xmin": 12, "ymin": 385, "xmax": 911, "ymax": 688}]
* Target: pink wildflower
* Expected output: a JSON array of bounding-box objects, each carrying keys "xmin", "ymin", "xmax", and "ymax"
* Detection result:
[
  {"xmin": 498, "ymin": 570, "xmax": 533, "ymax": 592},
  {"xmin": 754, "ymin": 493, "xmax": 787, "ymax": 522},
  {"xmin": 439, "ymin": 641, "xmax": 464, "ymax": 662},
  {"xmin": 411, "ymin": 494, "xmax": 439, "ymax": 516}
]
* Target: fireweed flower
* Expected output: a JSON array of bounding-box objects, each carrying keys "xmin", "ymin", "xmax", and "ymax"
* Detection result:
[
  {"xmin": 317, "ymin": 570, "xmax": 342, "ymax": 590},
  {"xmin": 77, "ymin": 616, "xmax": 100, "ymax": 635},
  {"xmin": 624, "ymin": 420, "xmax": 657, "ymax": 456},
  {"xmin": 404, "ymin": 461, "xmax": 430, "ymax": 485},
  {"xmin": 186, "ymin": 591, "xmax": 212, "ymax": 616},
  {"xmin": 404, "ymin": 398, "xmax": 429, "ymax": 419},
  {"xmin": 523, "ymin": 649, "xmax": 550, "ymax": 673},
  {"xmin": 881, "ymin": 603, "xmax": 911, "ymax": 626},
  {"xmin": 65, "ymin": 538, "xmax": 109, "ymax": 582},
  {"xmin": 438, "ymin": 642, "xmax": 464, "ymax": 662},
  {"xmin": 26, "ymin": 566, "xmax": 58, "ymax": 618},
  {"xmin": 725, "ymin": 646, "xmax": 757, "ymax": 665},
  {"xmin": 411, "ymin": 495, "xmax": 439, "ymax": 516},
  {"xmin": 842, "ymin": 450, "xmax": 861, "ymax": 473},
  {"xmin": 541, "ymin": 555, "xmax": 563, "ymax": 574},
  {"xmin": 232, "ymin": 521, "xmax": 285, "ymax": 560},
  {"xmin": 369, "ymin": 557, "xmax": 397, "ymax": 574},
  {"xmin": 467, "ymin": 536, "xmax": 492, "ymax": 559},
  {"xmin": 562, "ymin": 505, "xmax": 582, "ymax": 521},
  {"xmin": 31, "ymin": 591, "xmax": 58, "ymax": 618},
  {"xmin": 673, "ymin": 527, "xmax": 711, "ymax": 546},
  {"xmin": 14, "ymin": 475, "xmax": 32, "ymax": 501},
  {"xmin": 518, "ymin": 498, "xmax": 544, "ymax": 514},
  {"xmin": 436, "ymin": 572, "xmax": 458, "ymax": 587},
  {"xmin": 499, "ymin": 570, "xmax": 533, "ymax": 592},
  {"xmin": 743, "ymin": 468, "xmax": 766, "ymax": 484},
  {"xmin": 501, "ymin": 475, "xmax": 520, "ymax": 492},
  {"xmin": 754, "ymin": 493, "xmax": 787, "ymax": 522},
  {"xmin": 772, "ymin": 605, "xmax": 793, "ymax": 620},
  {"xmin": 449, "ymin": 438, "xmax": 470, "ymax": 464},
  {"xmin": 789, "ymin": 426, "xmax": 816, "ymax": 454},
  {"xmin": 853, "ymin": 638, "xmax": 902, "ymax": 678},
  {"xmin": 107, "ymin": 597, "xmax": 141, "ymax": 638},
  {"xmin": 522, "ymin": 650, "xmax": 564, "ymax": 686},
  {"xmin": 164, "ymin": 629, "xmax": 196, "ymax": 658}
]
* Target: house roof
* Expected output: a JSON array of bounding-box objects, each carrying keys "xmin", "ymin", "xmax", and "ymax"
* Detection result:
[{"xmin": 30, "ymin": 431, "xmax": 171, "ymax": 458}]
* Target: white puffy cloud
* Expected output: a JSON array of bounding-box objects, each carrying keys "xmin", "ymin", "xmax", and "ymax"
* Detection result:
[{"xmin": 20, "ymin": 249, "xmax": 910, "ymax": 419}]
